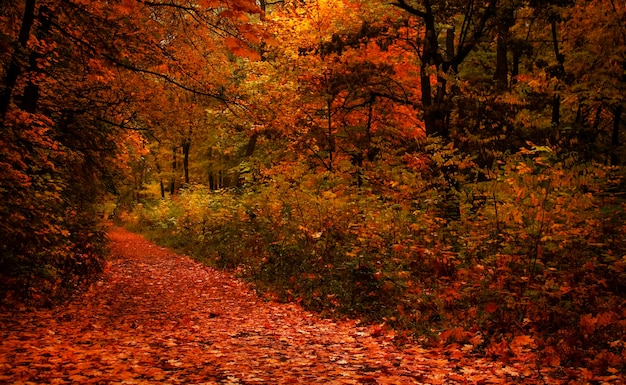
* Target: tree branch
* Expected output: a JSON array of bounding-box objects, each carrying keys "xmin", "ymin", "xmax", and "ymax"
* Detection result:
[
  {"xmin": 102, "ymin": 54, "xmax": 232, "ymax": 103},
  {"xmin": 391, "ymin": 0, "xmax": 427, "ymax": 18}
]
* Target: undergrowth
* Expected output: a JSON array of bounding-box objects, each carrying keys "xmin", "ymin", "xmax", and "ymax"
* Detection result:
[{"xmin": 121, "ymin": 147, "xmax": 626, "ymax": 377}]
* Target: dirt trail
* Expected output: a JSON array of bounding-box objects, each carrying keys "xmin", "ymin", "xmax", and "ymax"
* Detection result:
[{"xmin": 0, "ymin": 227, "xmax": 539, "ymax": 384}]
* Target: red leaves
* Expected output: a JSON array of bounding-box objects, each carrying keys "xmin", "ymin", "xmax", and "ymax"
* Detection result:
[{"xmin": 3, "ymin": 227, "xmax": 610, "ymax": 384}]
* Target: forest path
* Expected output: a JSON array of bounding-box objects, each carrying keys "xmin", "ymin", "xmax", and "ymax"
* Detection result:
[{"xmin": 1, "ymin": 227, "xmax": 517, "ymax": 384}]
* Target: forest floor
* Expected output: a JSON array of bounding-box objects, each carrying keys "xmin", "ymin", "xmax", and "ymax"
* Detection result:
[{"xmin": 0, "ymin": 227, "xmax": 591, "ymax": 384}]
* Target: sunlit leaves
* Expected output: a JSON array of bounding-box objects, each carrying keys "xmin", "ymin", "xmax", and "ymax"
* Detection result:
[{"xmin": 224, "ymin": 36, "xmax": 262, "ymax": 61}]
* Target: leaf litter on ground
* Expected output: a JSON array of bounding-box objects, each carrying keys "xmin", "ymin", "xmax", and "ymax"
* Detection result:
[{"xmin": 0, "ymin": 227, "xmax": 612, "ymax": 384}]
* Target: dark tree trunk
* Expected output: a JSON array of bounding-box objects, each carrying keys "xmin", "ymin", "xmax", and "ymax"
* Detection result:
[
  {"xmin": 611, "ymin": 105, "xmax": 623, "ymax": 165},
  {"xmin": 593, "ymin": 105, "xmax": 602, "ymax": 132},
  {"xmin": 494, "ymin": 41, "xmax": 507, "ymax": 87},
  {"xmin": 420, "ymin": 67, "xmax": 437, "ymax": 137},
  {"xmin": 170, "ymin": 146, "xmax": 177, "ymax": 195},
  {"xmin": 327, "ymin": 100, "xmax": 335, "ymax": 170},
  {"xmin": 550, "ymin": 19, "xmax": 565, "ymax": 126},
  {"xmin": 494, "ymin": 6, "xmax": 515, "ymax": 90},
  {"xmin": 445, "ymin": 26, "xmax": 455, "ymax": 60},
  {"xmin": 551, "ymin": 94, "xmax": 561, "ymax": 126},
  {"xmin": 209, "ymin": 172, "xmax": 215, "ymax": 190},
  {"xmin": 575, "ymin": 101, "xmax": 584, "ymax": 125},
  {"xmin": 182, "ymin": 138, "xmax": 191, "ymax": 184},
  {"xmin": 154, "ymin": 154, "xmax": 165, "ymax": 199},
  {"xmin": 511, "ymin": 49, "xmax": 520, "ymax": 84},
  {"xmin": 0, "ymin": 0, "xmax": 37, "ymax": 123},
  {"xmin": 245, "ymin": 132, "xmax": 258, "ymax": 157},
  {"xmin": 393, "ymin": 0, "xmax": 496, "ymax": 138},
  {"xmin": 20, "ymin": 6, "xmax": 52, "ymax": 114}
]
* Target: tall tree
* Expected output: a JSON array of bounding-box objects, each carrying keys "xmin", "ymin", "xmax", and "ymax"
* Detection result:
[
  {"xmin": 391, "ymin": 0, "xmax": 498, "ymax": 138},
  {"xmin": 0, "ymin": 0, "xmax": 264, "ymax": 303}
]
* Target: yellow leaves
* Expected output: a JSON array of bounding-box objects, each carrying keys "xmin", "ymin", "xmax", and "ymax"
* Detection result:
[
  {"xmin": 321, "ymin": 190, "xmax": 336, "ymax": 199},
  {"xmin": 515, "ymin": 162, "xmax": 533, "ymax": 175}
]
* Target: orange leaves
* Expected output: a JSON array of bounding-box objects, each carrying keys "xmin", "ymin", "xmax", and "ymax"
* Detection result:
[
  {"xmin": 580, "ymin": 312, "xmax": 618, "ymax": 335},
  {"xmin": 439, "ymin": 327, "xmax": 471, "ymax": 344},
  {"xmin": 230, "ymin": 0, "xmax": 262, "ymax": 14},
  {"xmin": 484, "ymin": 302, "xmax": 498, "ymax": 314},
  {"xmin": 6, "ymin": 0, "xmax": 620, "ymax": 383},
  {"xmin": 401, "ymin": 153, "xmax": 429, "ymax": 171},
  {"xmin": 86, "ymin": 58, "xmax": 117, "ymax": 83},
  {"xmin": 224, "ymin": 37, "xmax": 262, "ymax": 61},
  {"xmin": 510, "ymin": 335, "xmax": 535, "ymax": 353},
  {"xmin": 114, "ymin": 0, "xmax": 138, "ymax": 17},
  {"xmin": 238, "ymin": 24, "xmax": 263, "ymax": 44},
  {"xmin": 580, "ymin": 313, "xmax": 598, "ymax": 335},
  {"xmin": 2, "ymin": 226, "xmax": 430, "ymax": 382},
  {"xmin": 197, "ymin": 0, "xmax": 222, "ymax": 8}
]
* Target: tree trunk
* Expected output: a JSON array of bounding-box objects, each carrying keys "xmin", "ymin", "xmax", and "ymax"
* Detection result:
[
  {"xmin": 593, "ymin": 105, "xmax": 602, "ymax": 132},
  {"xmin": 327, "ymin": 100, "xmax": 334, "ymax": 171},
  {"xmin": 170, "ymin": 146, "xmax": 177, "ymax": 195},
  {"xmin": 421, "ymin": 66, "xmax": 437, "ymax": 137},
  {"xmin": 20, "ymin": 6, "xmax": 52, "ymax": 114},
  {"xmin": 511, "ymin": 48, "xmax": 520, "ymax": 85},
  {"xmin": 551, "ymin": 94, "xmax": 561, "ymax": 126},
  {"xmin": 421, "ymin": 2, "xmax": 445, "ymax": 138},
  {"xmin": 494, "ymin": 41, "xmax": 507, "ymax": 86},
  {"xmin": 154, "ymin": 154, "xmax": 166, "ymax": 198},
  {"xmin": 208, "ymin": 172, "xmax": 215, "ymax": 190},
  {"xmin": 245, "ymin": 132, "xmax": 258, "ymax": 157},
  {"xmin": 392, "ymin": 0, "xmax": 497, "ymax": 138},
  {"xmin": 445, "ymin": 26, "xmax": 455, "ymax": 60},
  {"xmin": 0, "ymin": 0, "xmax": 37, "ymax": 124},
  {"xmin": 494, "ymin": 19, "xmax": 511, "ymax": 89},
  {"xmin": 182, "ymin": 138, "xmax": 190, "ymax": 184},
  {"xmin": 611, "ymin": 105, "xmax": 623, "ymax": 165},
  {"xmin": 550, "ymin": 20, "xmax": 565, "ymax": 127}
]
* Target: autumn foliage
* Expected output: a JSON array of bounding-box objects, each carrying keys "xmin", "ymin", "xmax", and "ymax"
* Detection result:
[
  {"xmin": 2, "ymin": 0, "xmax": 626, "ymax": 382},
  {"xmin": 6, "ymin": 227, "xmax": 590, "ymax": 384}
]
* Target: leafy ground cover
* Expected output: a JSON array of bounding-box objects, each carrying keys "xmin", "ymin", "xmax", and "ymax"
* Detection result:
[
  {"xmin": 1, "ymin": 226, "xmax": 613, "ymax": 384},
  {"xmin": 122, "ymin": 152, "xmax": 626, "ymax": 384}
]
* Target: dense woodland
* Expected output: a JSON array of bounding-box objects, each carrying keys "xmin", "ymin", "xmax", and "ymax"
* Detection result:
[{"xmin": 1, "ymin": 0, "xmax": 625, "ymax": 380}]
